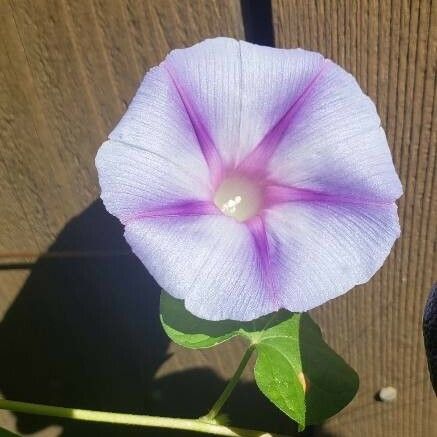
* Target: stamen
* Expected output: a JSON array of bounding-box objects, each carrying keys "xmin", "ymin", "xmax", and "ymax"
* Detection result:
[{"xmin": 214, "ymin": 176, "xmax": 263, "ymax": 222}]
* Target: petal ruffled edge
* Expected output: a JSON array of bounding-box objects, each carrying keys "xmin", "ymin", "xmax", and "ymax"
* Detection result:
[
  {"xmin": 264, "ymin": 201, "xmax": 401, "ymax": 312},
  {"xmin": 124, "ymin": 214, "xmax": 280, "ymax": 321}
]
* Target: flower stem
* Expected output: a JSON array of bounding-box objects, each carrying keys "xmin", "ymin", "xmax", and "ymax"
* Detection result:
[
  {"xmin": 204, "ymin": 345, "xmax": 255, "ymax": 421},
  {"xmin": 0, "ymin": 398, "xmax": 289, "ymax": 437}
]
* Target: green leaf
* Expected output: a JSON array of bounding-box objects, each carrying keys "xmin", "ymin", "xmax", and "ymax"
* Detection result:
[
  {"xmin": 160, "ymin": 291, "xmax": 241, "ymax": 348},
  {"xmin": 253, "ymin": 313, "xmax": 359, "ymax": 427},
  {"xmin": 0, "ymin": 426, "xmax": 21, "ymax": 436},
  {"xmin": 160, "ymin": 291, "xmax": 292, "ymax": 348},
  {"xmin": 160, "ymin": 291, "xmax": 359, "ymax": 428}
]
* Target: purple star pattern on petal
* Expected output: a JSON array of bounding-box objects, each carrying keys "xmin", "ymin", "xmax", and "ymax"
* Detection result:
[{"xmin": 96, "ymin": 38, "xmax": 402, "ymax": 321}]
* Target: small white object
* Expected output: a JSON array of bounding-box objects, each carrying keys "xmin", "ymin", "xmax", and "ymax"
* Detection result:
[
  {"xmin": 214, "ymin": 175, "xmax": 262, "ymax": 222},
  {"xmin": 378, "ymin": 386, "xmax": 397, "ymax": 402}
]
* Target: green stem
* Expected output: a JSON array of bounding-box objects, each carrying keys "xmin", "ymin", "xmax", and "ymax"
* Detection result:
[
  {"xmin": 204, "ymin": 345, "xmax": 255, "ymax": 421},
  {"xmin": 0, "ymin": 398, "xmax": 289, "ymax": 437}
]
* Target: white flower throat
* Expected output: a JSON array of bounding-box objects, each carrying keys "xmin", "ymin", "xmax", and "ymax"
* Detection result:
[{"xmin": 214, "ymin": 175, "xmax": 262, "ymax": 222}]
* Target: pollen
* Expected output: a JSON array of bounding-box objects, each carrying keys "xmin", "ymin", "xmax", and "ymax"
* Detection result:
[{"xmin": 214, "ymin": 175, "xmax": 263, "ymax": 222}]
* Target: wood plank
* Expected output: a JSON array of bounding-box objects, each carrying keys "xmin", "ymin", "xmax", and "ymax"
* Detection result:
[
  {"xmin": 0, "ymin": 0, "xmax": 245, "ymax": 254},
  {"xmin": 1, "ymin": 0, "xmax": 435, "ymax": 436},
  {"xmin": 0, "ymin": 2, "xmax": 246, "ymax": 436},
  {"xmin": 272, "ymin": 1, "xmax": 437, "ymax": 436}
]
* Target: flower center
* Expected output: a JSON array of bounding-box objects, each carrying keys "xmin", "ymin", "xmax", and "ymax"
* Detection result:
[{"xmin": 214, "ymin": 175, "xmax": 263, "ymax": 222}]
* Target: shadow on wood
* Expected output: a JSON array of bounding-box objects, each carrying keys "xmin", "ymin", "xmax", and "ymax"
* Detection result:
[{"xmin": 0, "ymin": 200, "xmax": 334, "ymax": 436}]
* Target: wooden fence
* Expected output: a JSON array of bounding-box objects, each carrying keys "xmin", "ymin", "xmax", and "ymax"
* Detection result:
[{"xmin": 0, "ymin": 1, "xmax": 435, "ymax": 436}]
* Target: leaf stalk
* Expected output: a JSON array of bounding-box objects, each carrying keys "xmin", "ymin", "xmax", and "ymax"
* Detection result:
[{"xmin": 204, "ymin": 344, "xmax": 256, "ymax": 421}]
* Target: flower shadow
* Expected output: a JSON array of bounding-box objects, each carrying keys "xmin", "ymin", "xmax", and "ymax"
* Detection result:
[
  {"xmin": 0, "ymin": 200, "xmax": 332, "ymax": 436},
  {"xmin": 0, "ymin": 200, "xmax": 168, "ymax": 436}
]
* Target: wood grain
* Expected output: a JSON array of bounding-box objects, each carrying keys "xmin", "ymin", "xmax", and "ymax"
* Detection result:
[
  {"xmin": 0, "ymin": 1, "xmax": 245, "ymax": 436},
  {"xmin": 0, "ymin": 0, "xmax": 435, "ymax": 436},
  {"xmin": 273, "ymin": 1, "xmax": 436, "ymax": 436},
  {"xmin": 0, "ymin": 0, "xmax": 244, "ymax": 254},
  {"xmin": 0, "ymin": 0, "xmax": 244, "ymax": 311}
]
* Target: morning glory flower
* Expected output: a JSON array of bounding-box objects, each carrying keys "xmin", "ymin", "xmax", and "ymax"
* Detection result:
[{"xmin": 96, "ymin": 38, "xmax": 402, "ymax": 321}]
